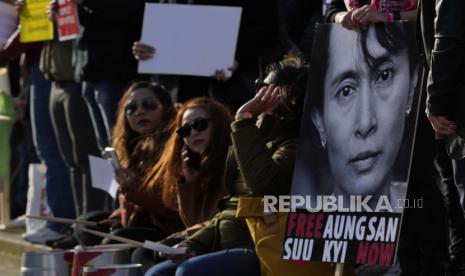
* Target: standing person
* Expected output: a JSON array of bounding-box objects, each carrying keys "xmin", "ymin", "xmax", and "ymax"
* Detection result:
[
  {"xmin": 0, "ymin": 28, "xmax": 75, "ymax": 243},
  {"xmin": 70, "ymin": 0, "xmax": 153, "ymax": 151},
  {"xmin": 419, "ymin": 0, "xmax": 465, "ymax": 274},
  {"xmin": 133, "ymin": 0, "xmax": 279, "ymax": 110},
  {"xmin": 325, "ymin": 0, "xmax": 417, "ymax": 28}
]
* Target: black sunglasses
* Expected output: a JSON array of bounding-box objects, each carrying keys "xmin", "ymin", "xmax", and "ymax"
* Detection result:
[
  {"xmin": 125, "ymin": 97, "xmax": 158, "ymax": 116},
  {"xmin": 255, "ymin": 78, "xmax": 270, "ymax": 92},
  {"xmin": 176, "ymin": 118, "xmax": 210, "ymax": 138}
]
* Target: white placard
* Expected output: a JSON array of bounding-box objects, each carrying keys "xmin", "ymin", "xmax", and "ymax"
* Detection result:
[
  {"xmin": 0, "ymin": 2, "xmax": 18, "ymax": 48},
  {"xmin": 143, "ymin": 240, "xmax": 188, "ymax": 255},
  {"xmin": 88, "ymin": 155, "xmax": 118, "ymax": 199},
  {"xmin": 138, "ymin": 3, "xmax": 242, "ymax": 77}
]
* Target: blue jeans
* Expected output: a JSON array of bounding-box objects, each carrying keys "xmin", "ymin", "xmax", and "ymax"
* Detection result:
[
  {"xmin": 145, "ymin": 248, "xmax": 260, "ymax": 276},
  {"xmin": 29, "ymin": 63, "xmax": 75, "ymax": 233},
  {"xmin": 82, "ymin": 81, "xmax": 126, "ymax": 151}
]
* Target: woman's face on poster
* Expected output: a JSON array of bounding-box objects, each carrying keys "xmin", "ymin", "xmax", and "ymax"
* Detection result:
[{"xmin": 312, "ymin": 26, "xmax": 416, "ymax": 197}]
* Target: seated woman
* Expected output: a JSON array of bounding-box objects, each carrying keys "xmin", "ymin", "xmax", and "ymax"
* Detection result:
[
  {"xmin": 131, "ymin": 97, "xmax": 231, "ymax": 271},
  {"xmin": 75, "ymin": 81, "xmax": 184, "ymax": 245},
  {"xmin": 145, "ymin": 58, "xmax": 308, "ymax": 276}
]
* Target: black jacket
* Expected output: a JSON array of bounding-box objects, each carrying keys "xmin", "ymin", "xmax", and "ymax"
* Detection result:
[
  {"xmin": 78, "ymin": 0, "xmax": 153, "ymax": 81},
  {"xmin": 418, "ymin": 0, "xmax": 465, "ymax": 155},
  {"xmin": 419, "ymin": 0, "xmax": 465, "ymax": 135}
]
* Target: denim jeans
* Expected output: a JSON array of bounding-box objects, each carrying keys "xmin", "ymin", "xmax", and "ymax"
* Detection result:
[
  {"xmin": 82, "ymin": 81, "xmax": 126, "ymax": 151},
  {"xmin": 145, "ymin": 248, "xmax": 260, "ymax": 276},
  {"xmin": 29, "ymin": 63, "xmax": 75, "ymax": 233},
  {"xmin": 435, "ymin": 139, "xmax": 465, "ymax": 266}
]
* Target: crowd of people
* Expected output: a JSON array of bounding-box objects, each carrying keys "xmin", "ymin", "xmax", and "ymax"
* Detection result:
[{"xmin": 0, "ymin": 0, "xmax": 464, "ymax": 275}]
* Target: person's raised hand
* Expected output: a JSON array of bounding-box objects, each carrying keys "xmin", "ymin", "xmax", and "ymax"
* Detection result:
[
  {"xmin": 427, "ymin": 114, "xmax": 457, "ymax": 136},
  {"xmin": 213, "ymin": 60, "xmax": 238, "ymax": 81},
  {"xmin": 46, "ymin": 0, "xmax": 58, "ymax": 20},
  {"xmin": 132, "ymin": 41, "xmax": 156, "ymax": 61},
  {"xmin": 235, "ymin": 84, "xmax": 281, "ymax": 120},
  {"xmin": 335, "ymin": 10, "xmax": 359, "ymax": 30},
  {"xmin": 181, "ymin": 146, "xmax": 200, "ymax": 183},
  {"xmin": 15, "ymin": 0, "xmax": 24, "ymax": 14},
  {"xmin": 351, "ymin": 5, "xmax": 386, "ymax": 29}
]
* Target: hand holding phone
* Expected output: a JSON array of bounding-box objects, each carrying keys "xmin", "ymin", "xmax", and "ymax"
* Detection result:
[
  {"xmin": 181, "ymin": 146, "xmax": 201, "ymax": 183},
  {"xmin": 104, "ymin": 147, "xmax": 120, "ymax": 170}
]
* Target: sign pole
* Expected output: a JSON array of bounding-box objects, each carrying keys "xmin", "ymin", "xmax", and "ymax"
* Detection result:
[{"xmin": 335, "ymin": 263, "xmax": 344, "ymax": 276}]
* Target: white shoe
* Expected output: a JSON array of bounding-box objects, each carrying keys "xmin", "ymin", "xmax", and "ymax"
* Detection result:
[{"xmin": 23, "ymin": 228, "xmax": 66, "ymax": 244}]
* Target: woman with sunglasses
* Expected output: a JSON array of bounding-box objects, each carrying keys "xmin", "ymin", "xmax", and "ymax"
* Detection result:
[
  {"xmin": 75, "ymin": 81, "xmax": 185, "ymax": 246},
  {"xmin": 145, "ymin": 58, "xmax": 307, "ymax": 276},
  {"xmin": 146, "ymin": 97, "xmax": 231, "ymax": 231}
]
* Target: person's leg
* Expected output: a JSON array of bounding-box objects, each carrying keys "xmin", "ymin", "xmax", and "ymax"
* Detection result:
[
  {"xmin": 50, "ymin": 82, "xmax": 83, "ymax": 216},
  {"xmin": 435, "ymin": 140, "xmax": 465, "ymax": 273},
  {"xmin": 61, "ymin": 82, "xmax": 108, "ymax": 213},
  {"xmin": 29, "ymin": 64, "xmax": 75, "ymax": 235},
  {"xmin": 93, "ymin": 80, "xmax": 126, "ymax": 146},
  {"xmin": 144, "ymin": 260, "xmax": 178, "ymax": 276},
  {"xmin": 452, "ymin": 157, "xmax": 465, "ymax": 212},
  {"xmin": 132, "ymin": 247, "xmax": 161, "ymax": 273},
  {"xmin": 82, "ymin": 81, "xmax": 108, "ymax": 152},
  {"xmin": 74, "ymin": 210, "xmax": 111, "ymax": 246},
  {"xmin": 176, "ymin": 248, "xmax": 260, "ymax": 276}
]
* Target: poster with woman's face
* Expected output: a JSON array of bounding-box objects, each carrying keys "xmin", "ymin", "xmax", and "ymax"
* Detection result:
[{"xmin": 283, "ymin": 22, "xmax": 421, "ymax": 265}]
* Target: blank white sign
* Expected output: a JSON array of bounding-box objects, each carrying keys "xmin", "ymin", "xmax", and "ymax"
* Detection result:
[
  {"xmin": 0, "ymin": 2, "xmax": 18, "ymax": 48},
  {"xmin": 138, "ymin": 4, "xmax": 242, "ymax": 77}
]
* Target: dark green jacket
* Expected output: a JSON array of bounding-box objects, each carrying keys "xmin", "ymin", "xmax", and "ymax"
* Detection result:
[{"xmin": 182, "ymin": 115, "xmax": 300, "ymax": 254}]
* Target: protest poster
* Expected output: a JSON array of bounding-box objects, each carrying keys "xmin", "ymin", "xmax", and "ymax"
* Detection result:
[
  {"xmin": 138, "ymin": 4, "xmax": 242, "ymax": 77},
  {"xmin": 284, "ymin": 22, "xmax": 421, "ymax": 266},
  {"xmin": 0, "ymin": 1, "xmax": 18, "ymax": 48},
  {"xmin": 56, "ymin": 0, "xmax": 80, "ymax": 41},
  {"xmin": 20, "ymin": 0, "xmax": 54, "ymax": 43}
]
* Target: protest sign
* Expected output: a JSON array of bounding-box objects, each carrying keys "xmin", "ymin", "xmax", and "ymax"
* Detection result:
[
  {"xmin": 138, "ymin": 4, "xmax": 242, "ymax": 77},
  {"xmin": 0, "ymin": 2, "xmax": 18, "ymax": 48},
  {"xmin": 20, "ymin": 0, "xmax": 54, "ymax": 42},
  {"xmin": 88, "ymin": 155, "xmax": 118, "ymax": 199},
  {"xmin": 56, "ymin": 0, "xmax": 79, "ymax": 41},
  {"xmin": 286, "ymin": 22, "xmax": 421, "ymax": 266}
]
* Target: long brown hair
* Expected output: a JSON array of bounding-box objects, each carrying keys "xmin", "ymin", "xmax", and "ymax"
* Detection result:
[
  {"xmin": 145, "ymin": 97, "xmax": 232, "ymax": 205},
  {"xmin": 112, "ymin": 81, "xmax": 176, "ymax": 171}
]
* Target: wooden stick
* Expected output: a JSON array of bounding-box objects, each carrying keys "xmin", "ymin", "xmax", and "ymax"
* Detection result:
[
  {"xmin": 88, "ymin": 243, "xmax": 139, "ymax": 250},
  {"xmin": 82, "ymin": 228, "xmax": 144, "ymax": 247},
  {"xmin": 26, "ymin": 215, "xmax": 98, "ymax": 227}
]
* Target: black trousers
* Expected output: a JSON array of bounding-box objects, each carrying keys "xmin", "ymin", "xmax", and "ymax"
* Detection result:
[
  {"xmin": 49, "ymin": 81, "xmax": 110, "ymax": 215},
  {"xmin": 435, "ymin": 139, "xmax": 465, "ymax": 268}
]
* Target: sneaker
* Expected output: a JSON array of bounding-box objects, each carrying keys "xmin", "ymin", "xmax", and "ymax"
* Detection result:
[{"xmin": 23, "ymin": 228, "xmax": 66, "ymax": 244}]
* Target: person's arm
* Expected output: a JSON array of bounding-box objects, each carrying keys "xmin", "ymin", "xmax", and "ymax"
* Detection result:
[
  {"xmin": 230, "ymin": 118, "xmax": 298, "ymax": 196},
  {"xmin": 426, "ymin": 0, "xmax": 465, "ymax": 117},
  {"xmin": 400, "ymin": 10, "xmax": 417, "ymax": 21},
  {"xmin": 176, "ymin": 179, "xmax": 204, "ymax": 227},
  {"xmin": 325, "ymin": 0, "xmax": 347, "ymax": 23},
  {"xmin": 180, "ymin": 214, "xmax": 219, "ymax": 255},
  {"xmin": 0, "ymin": 29, "xmax": 25, "ymax": 67}
]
